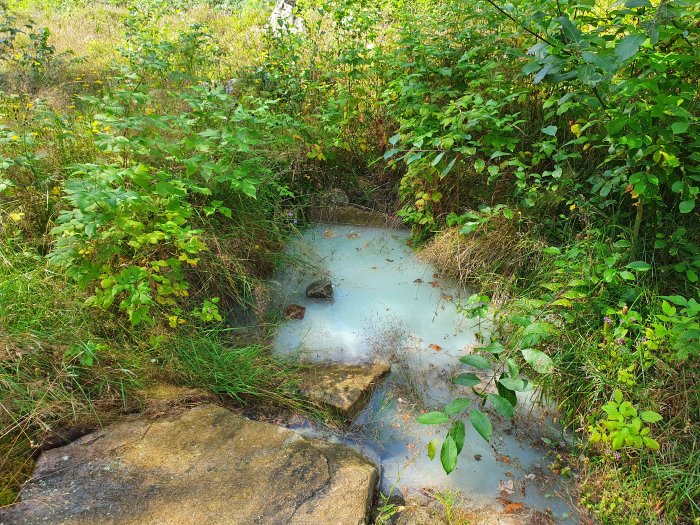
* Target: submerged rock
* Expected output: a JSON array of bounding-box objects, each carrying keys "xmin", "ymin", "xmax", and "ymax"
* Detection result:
[
  {"xmin": 306, "ymin": 277, "xmax": 333, "ymax": 299},
  {"xmin": 298, "ymin": 363, "xmax": 390, "ymax": 420},
  {"xmin": 284, "ymin": 303, "xmax": 306, "ymax": 319},
  {"xmin": 0, "ymin": 405, "xmax": 378, "ymax": 525}
]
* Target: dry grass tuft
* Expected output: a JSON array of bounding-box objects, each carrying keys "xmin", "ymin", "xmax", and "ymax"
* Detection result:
[{"xmin": 419, "ymin": 216, "xmax": 546, "ymax": 305}]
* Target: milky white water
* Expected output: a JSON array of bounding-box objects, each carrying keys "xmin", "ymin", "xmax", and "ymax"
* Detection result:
[{"xmin": 271, "ymin": 224, "xmax": 575, "ymax": 522}]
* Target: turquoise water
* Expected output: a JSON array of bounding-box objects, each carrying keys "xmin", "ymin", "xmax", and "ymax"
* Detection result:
[{"xmin": 271, "ymin": 224, "xmax": 575, "ymax": 522}]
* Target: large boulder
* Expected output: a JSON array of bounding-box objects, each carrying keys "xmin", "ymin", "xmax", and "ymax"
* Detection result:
[
  {"xmin": 298, "ymin": 363, "xmax": 390, "ymax": 420},
  {"xmin": 0, "ymin": 405, "xmax": 378, "ymax": 525}
]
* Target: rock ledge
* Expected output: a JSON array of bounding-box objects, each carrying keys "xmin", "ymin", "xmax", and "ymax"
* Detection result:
[{"xmin": 0, "ymin": 404, "xmax": 378, "ymax": 525}]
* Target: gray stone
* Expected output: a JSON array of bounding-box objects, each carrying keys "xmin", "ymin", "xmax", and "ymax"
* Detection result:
[
  {"xmin": 306, "ymin": 277, "xmax": 333, "ymax": 299},
  {"xmin": 0, "ymin": 404, "xmax": 378, "ymax": 525},
  {"xmin": 298, "ymin": 363, "xmax": 390, "ymax": 420}
]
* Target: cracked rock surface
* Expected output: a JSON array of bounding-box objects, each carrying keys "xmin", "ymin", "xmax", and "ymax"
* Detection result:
[{"xmin": 0, "ymin": 404, "xmax": 378, "ymax": 525}]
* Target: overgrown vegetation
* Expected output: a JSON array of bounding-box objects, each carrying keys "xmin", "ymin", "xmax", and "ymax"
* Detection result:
[{"xmin": 1, "ymin": 0, "xmax": 698, "ymax": 523}]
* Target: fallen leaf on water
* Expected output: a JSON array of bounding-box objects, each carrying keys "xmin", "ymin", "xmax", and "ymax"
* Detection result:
[
  {"xmin": 414, "ymin": 278, "xmax": 424, "ymax": 284},
  {"xmin": 429, "ymin": 281, "xmax": 441, "ymax": 288},
  {"xmin": 347, "ymin": 231, "xmax": 360, "ymax": 238},
  {"xmin": 428, "ymin": 344, "xmax": 443, "ymax": 351},
  {"xmin": 323, "ymin": 229, "xmax": 335, "ymax": 238},
  {"xmin": 498, "ymin": 499, "xmax": 524, "ymax": 514},
  {"xmin": 441, "ymin": 294, "xmax": 453, "ymax": 301},
  {"xmin": 433, "ymin": 273, "xmax": 440, "ymax": 278},
  {"xmin": 498, "ymin": 479, "xmax": 515, "ymax": 496},
  {"xmin": 386, "ymin": 258, "xmax": 394, "ymax": 262}
]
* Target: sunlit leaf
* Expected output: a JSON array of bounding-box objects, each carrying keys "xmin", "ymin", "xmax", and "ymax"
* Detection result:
[
  {"xmin": 488, "ymin": 394, "xmax": 515, "ymax": 418},
  {"xmin": 459, "ymin": 354, "xmax": 491, "ymax": 369},
  {"xmin": 417, "ymin": 411, "xmax": 449, "ymax": 425},
  {"xmin": 440, "ymin": 435, "xmax": 458, "ymax": 474},
  {"xmin": 469, "ymin": 409, "xmax": 492, "ymax": 442}
]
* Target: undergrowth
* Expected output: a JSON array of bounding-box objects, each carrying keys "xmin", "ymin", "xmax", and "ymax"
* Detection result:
[{"xmin": 0, "ymin": 0, "xmax": 698, "ymax": 522}]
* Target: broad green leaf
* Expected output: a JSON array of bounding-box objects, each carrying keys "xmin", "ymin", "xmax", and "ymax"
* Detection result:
[
  {"xmin": 488, "ymin": 394, "xmax": 515, "ymax": 418},
  {"xmin": 615, "ymin": 34, "xmax": 645, "ymax": 63},
  {"xmin": 384, "ymin": 148, "xmax": 400, "ymax": 160},
  {"xmin": 499, "ymin": 376, "xmax": 529, "ymax": 392},
  {"xmin": 454, "ymin": 373, "xmax": 481, "ymax": 387},
  {"xmin": 625, "ymin": 0, "xmax": 651, "ymax": 6},
  {"xmin": 659, "ymin": 295, "xmax": 688, "ymax": 306},
  {"xmin": 619, "ymin": 401, "xmax": 637, "ymax": 418},
  {"xmin": 444, "ymin": 397, "xmax": 471, "ymax": 416},
  {"xmin": 440, "ymin": 435, "xmax": 458, "ymax": 474},
  {"xmin": 460, "ymin": 222, "xmax": 480, "ymax": 235},
  {"xmin": 556, "ymin": 16, "xmax": 581, "ymax": 43},
  {"xmin": 497, "ymin": 374, "xmax": 518, "ymax": 407},
  {"xmin": 459, "ymin": 354, "xmax": 491, "ymax": 369},
  {"xmin": 427, "ymin": 438, "xmax": 439, "ymax": 460},
  {"xmin": 506, "ymin": 358, "xmax": 519, "ymax": 379},
  {"xmin": 449, "ymin": 420, "xmax": 466, "ymax": 454},
  {"xmin": 643, "ymin": 437, "xmax": 660, "ymax": 450},
  {"xmin": 431, "ymin": 151, "xmax": 445, "ymax": 166},
  {"xmin": 640, "ymin": 411, "xmax": 663, "ymax": 423},
  {"xmin": 680, "ymin": 200, "xmax": 695, "ymax": 214},
  {"xmin": 417, "ymin": 411, "xmax": 449, "ymax": 425},
  {"xmin": 671, "ymin": 121, "xmax": 690, "ymax": 135},
  {"xmin": 441, "ymin": 158, "xmax": 456, "ymax": 178},
  {"xmin": 469, "ymin": 409, "xmax": 493, "ymax": 442},
  {"xmin": 521, "ymin": 348, "xmax": 554, "ymax": 374},
  {"xmin": 542, "ymin": 125, "xmax": 558, "ymax": 136},
  {"xmin": 626, "ymin": 261, "xmax": 651, "ymax": 271},
  {"xmin": 479, "ymin": 341, "xmax": 505, "ymax": 354},
  {"xmin": 613, "ymin": 389, "xmax": 623, "ymax": 404},
  {"xmin": 612, "ymin": 433, "xmax": 624, "ymax": 450}
]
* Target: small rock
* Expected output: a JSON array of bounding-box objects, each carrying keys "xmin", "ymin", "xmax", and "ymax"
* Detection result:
[
  {"xmin": 306, "ymin": 278, "xmax": 333, "ymax": 299},
  {"xmin": 474, "ymin": 454, "xmax": 482, "ymax": 461},
  {"xmin": 284, "ymin": 304, "xmax": 306, "ymax": 319},
  {"xmin": 298, "ymin": 363, "xmax": 390, "ymax": 420}
]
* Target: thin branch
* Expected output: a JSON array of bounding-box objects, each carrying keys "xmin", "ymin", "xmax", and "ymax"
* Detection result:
[{"xmin": 482, "ymin": 0, "xmax": 557, "ymax": 46}]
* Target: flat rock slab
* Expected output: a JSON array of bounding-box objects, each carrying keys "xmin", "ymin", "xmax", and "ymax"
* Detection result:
[
  {"xmin": 298, "ymin": 363, "xmax": 390, "ymax": 420},
  {"xmin": 0, "ymin": 404, "xmax": 378, "ymax": 525}
]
